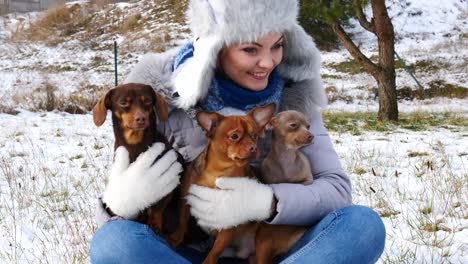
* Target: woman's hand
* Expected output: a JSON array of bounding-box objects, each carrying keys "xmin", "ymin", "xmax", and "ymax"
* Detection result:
[
  {"xmin": 186, "ymin": 177, "xmax": 274, "ymax": 230},
  {"xmin": 103, "ymin": 143, "xmax": 182, "ymax": 219}
]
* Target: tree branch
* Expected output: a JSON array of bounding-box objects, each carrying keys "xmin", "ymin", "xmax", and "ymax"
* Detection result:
[
  {"xmin": 330, "ymin": 22, "xmax": 380, "ymax": 77},
  {"xmin": 353, "ymin": 0, "xmax": 376, "ymax": 34}
]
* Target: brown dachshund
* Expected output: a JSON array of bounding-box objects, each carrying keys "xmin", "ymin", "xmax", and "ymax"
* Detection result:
[
  {"xmin": 167, "ymin": 103, "xmax": 276, "ymax": 264},
  {"xmin": 255, "ymin": 110, "xmax": 314, "ymax": 263},
  {"xmin": 92, "ymin": 83, "xmax": 180, "ymax": 236}
]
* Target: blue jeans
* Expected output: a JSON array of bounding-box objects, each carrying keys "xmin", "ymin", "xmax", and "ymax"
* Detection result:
[{"xmin": 90, "ymin": 205, "xmax": 386, "ymax": 263}]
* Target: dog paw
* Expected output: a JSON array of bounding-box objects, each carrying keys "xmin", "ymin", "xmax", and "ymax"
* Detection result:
[{"xmin": 165, "ymin": 232, "xmax": 184, "ymax": 248}]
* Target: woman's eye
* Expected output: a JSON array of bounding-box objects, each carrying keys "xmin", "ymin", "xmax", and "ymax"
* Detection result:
[
  {"xmin": 273, "ymin": 42, "xmax": 284, "ymax": 50},
  {"xmin": 243, "ymin": 47, "xmax": 257, "ymax": 54},
  {"xmin": 143, "ymin": 99, "xmax": 153, "ymax": 105},
  {"xmin": 230, "ymin": 133, "xmax": 240, "ymax": 141}
]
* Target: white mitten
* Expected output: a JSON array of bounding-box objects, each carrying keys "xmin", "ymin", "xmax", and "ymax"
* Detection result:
[
  {"xmin": 103, "ymin": 143, "xmax": 182, "ymax": 219},
  {"xmin": 186, "ymin": 177, "xmax": 274, "ymax": 230}
]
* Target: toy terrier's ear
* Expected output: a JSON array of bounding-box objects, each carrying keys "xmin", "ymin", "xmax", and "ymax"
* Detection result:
[
  {"xmin": 153, "ymin": 91, "xmax": 169, "ymax": 122},
  {"xmin": 196, "ymin": 111, "xmax": 224, "ymax": 138},
  {"xmin": 93, "ymin": 89, "xmax": 113, "ymax": 127}
]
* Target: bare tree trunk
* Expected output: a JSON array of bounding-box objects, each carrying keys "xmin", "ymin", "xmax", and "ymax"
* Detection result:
[
  {"xmin": 373, "ymin": 0, "xmax": 398, "ymax": 121},
  {"xmin": 330, "ymin": 0, "xmax": 398, "ymax": 121}
]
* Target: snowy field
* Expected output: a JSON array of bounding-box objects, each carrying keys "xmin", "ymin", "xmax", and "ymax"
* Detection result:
[{"xmin": 0, "ymin": 0, "xmax": 467, "ymax": 263}]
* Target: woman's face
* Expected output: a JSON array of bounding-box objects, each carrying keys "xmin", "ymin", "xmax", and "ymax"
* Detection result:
[{"xmin": 219, "ymin": 32, "xmax": 284, "ymax": 91}]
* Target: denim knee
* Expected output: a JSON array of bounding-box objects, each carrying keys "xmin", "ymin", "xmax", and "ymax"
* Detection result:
[{"xmin": 341, "ymin": 205, "xmax": 386, "ymax": 258}]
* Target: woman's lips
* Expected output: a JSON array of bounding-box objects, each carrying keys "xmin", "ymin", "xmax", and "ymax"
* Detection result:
[{"xmin": 248, "ymin": 71, "xmax": 268, "ymax": 80}]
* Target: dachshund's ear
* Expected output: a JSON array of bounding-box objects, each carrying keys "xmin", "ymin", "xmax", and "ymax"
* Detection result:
[
  {"xmin": 154, "ymin": 92, "xmax": 169, "ymax": 122},
  {"xmin": 196, "ymin": 111, "xmax": 223, "ymax": 138},
  {"xmin": 93, "ymin": 90, "xmax": 112, "ymax": 127}
]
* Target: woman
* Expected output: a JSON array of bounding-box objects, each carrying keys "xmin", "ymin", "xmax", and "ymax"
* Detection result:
[{"xmin": 90, "ymin": 0, "xmax": 386, "ymax": 263}]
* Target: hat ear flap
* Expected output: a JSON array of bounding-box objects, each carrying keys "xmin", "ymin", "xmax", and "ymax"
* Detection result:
[
  {"xmin": 172, "ymin": 36, "xmax": 223, "ymax": 109},
  {"xmin": 278, "ymin": 24, "xmax": 322, "ymax": 82}
]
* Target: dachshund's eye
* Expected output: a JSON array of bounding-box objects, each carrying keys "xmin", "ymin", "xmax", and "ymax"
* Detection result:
[
  {"xmin": 118, "ymin": 101, "xmax": 130, "ymax": 108},
  {"xmin": 230, "ymin": 133, "xmax": 240, "ymax": 141},
  {"xmin": 252, "ymin": 133, "xmax": 259, "ymax": 140}
]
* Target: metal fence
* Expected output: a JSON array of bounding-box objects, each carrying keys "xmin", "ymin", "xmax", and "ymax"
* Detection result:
[{"xmin": 0, "ymin": 0, "xmax": 69, "ymax": 14}]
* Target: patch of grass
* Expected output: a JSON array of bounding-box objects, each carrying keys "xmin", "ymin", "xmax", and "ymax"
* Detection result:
[
  {"xmin": 10, "ymin": 152, "xmax": 26, "ymax": 158},
  {"xmin": 121, "ymin": 13, "xmax": 143, "ymax": 33},
  {"xmin": 323, "ymin": 111, "xmax": 467, "ymax": 133},
  {"xmin": 321, "ymin": 74, "xmax": 343, "ymax": 79},
  {"xmin": 325, "ymin": 86, "xmax": 354, "ymax": 104},
  {"xmin": 353, "ymin": 167, "xmax": 366, "ymax": 175},
  {"xmin": 421, "ymin": 222, "xmax": 438, "ymax": 232},
  {"xmin": 325, "ymin": 60, "xmax": 365, "ymax": 75},
  {"xmin": 420, "ymin": 205, "xmax": 433, "ymax": 215},
  {"xmin": 379, "ymin": 209, "xmax": 401, "ymax": 218},
  {"xmin": 407, "ymin": 60, "xmax": 449, "ymax": 74},
  {"xmin": 408, "ymin": 151, "xmax": 429, "ymax": 158},
  {"xmin": 398, "ymin": 81, "xmax": 468, "ymax": 100},
  {"xmin": 0, "ymin": 105, "xmax": 20, "ymax": 115}
]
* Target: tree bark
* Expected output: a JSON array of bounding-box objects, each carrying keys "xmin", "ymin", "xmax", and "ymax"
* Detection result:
[
  {"xmin": 330, "ymin": 0, "xmax": 398, "ymax": 121},
  {"xmin": 372, "ymin": 0, "xmax": 398, "ymax": 121}
]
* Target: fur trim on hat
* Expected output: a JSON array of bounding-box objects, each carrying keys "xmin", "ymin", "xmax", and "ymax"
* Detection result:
[{"xmin": 172, "ymin": 0, "xmax": 326, "ymax": 111}]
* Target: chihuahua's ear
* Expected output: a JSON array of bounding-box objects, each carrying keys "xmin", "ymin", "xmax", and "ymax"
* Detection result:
[
  {"xmin": 249, "ymin": 103, "xmax": 276, "ymax": 129},
  {"xmin": 196, "ymin": 111, "xmax": 223, "ymax": 137},
  {"xmin": 154, "ymin": 91, "xmax": 169, "ymax": 122},
  {"xmin": 92, "ymin": 89, "xmax": 113, "ymax": 127}
]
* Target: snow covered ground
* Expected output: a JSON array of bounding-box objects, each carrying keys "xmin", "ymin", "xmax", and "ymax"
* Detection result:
[{"xmin": 0, "ymin": 0, "xmax": 467, "ymax": 263}]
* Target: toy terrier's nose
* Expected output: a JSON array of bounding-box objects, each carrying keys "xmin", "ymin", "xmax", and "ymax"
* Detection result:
[{"xmin": 135, "ymin": 111, "xmax": 146, "ymax": 125}]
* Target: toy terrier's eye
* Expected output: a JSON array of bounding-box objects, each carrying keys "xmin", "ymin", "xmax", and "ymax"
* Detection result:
[
  {"xmin": 230, "ymin": 133, "xmax": 240, "ymax": 141},
  {"xmin": 143, "ymin": 98, "xmax": 153, "ymax": 105},
  {"xmin": 118, "ymin": 101, "xmax": 130, "ymax": 108}
]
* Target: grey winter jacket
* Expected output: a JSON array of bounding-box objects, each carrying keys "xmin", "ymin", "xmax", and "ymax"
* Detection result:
[{"xmin": 95, "ymin": 47, "xmax": 352, "ymax": 227}]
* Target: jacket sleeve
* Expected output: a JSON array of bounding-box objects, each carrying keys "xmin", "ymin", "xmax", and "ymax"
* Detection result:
[{"xmin": 268, "ymin": 110, "xmax": 352, "ymax": 226}]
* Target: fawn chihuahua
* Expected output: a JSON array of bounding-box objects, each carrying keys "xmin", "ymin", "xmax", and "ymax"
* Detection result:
[
  {"xmin": 254, "ymin": 110, "xmax": 314, "ymax": 263},
  {"xmin": 168, "ymin": 103, "xmax": 276, "ymax": 264}
]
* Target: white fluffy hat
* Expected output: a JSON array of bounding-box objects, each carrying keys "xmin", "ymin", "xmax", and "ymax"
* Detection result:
[{"xmin": 172, "ymin": 0, "xmax": 323, "ymax": 109}]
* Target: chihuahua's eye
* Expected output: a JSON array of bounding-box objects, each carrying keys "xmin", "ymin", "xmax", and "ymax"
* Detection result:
[
  {"xmin": 230, "ymin": 133, "xmax": 240, "ymax": 141},
  {"xmin": 118, "ymin": 101, "xmax": 130, "ymax": 108},
  {"xmin": 289, "ymin": 123, "xmax": 298, "ymax": 129},
  {"xmin": 306, "ymin": 124, "xmax": 311, "ymax": 130}
]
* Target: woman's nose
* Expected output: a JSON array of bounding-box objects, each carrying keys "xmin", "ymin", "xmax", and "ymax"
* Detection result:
[{"xmin": 257, "ymin": 53, "xmax": 275, "ymax": 69}]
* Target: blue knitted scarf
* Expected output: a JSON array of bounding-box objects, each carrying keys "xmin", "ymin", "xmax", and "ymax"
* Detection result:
[{"xmin": 173, "ymin": 43, "xmax": 283, "ymax": 113}]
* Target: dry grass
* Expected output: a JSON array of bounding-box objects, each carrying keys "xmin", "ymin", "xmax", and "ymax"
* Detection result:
[
  {"xmin": 1, "ymin": 78, "xmax": 108, "ymax": 114},
  {"xmin": 9, "ymin": 0, "xmax": 189, "ymax": 52}
]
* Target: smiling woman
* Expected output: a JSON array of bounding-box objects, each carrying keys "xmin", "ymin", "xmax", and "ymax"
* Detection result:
[
  {"xmin": 90, "ymin": 0, "xmax": 386, "ymax": 263},
  {"xmin": 218, "ymin": 33, "xmax": 284, "ymax": 91}
]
